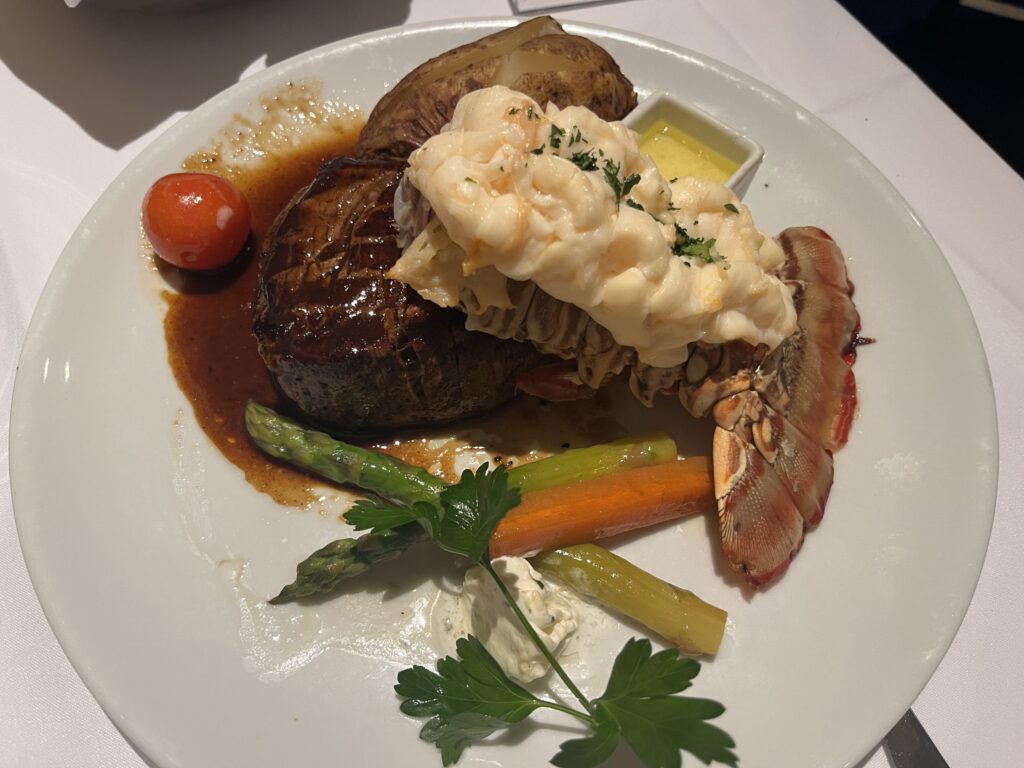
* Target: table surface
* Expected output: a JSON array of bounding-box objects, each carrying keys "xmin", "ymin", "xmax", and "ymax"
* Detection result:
[{"xmin": 2, "ymin": 1, "xmax": 1022, "ymax": 766}]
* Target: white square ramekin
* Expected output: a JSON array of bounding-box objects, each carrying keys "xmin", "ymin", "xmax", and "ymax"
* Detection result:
[{"xmin": 624, "ymin": 91, "xmax": 764, "ymax": 198}]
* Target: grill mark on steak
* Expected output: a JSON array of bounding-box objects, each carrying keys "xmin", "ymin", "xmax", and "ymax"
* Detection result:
[{"xmin": 253, "ymin": 157, "xmax": 543, "ymax": 432}]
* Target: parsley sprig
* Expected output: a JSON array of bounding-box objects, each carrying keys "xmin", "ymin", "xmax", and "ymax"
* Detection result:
[{"xmin": 351, "ymin": 464, "xmax": 736, "ymax": 767}]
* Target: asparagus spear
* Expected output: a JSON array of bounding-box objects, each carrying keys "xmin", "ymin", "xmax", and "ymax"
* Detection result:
[
  {"xmin": 506, "ymin": 433, "xmax": 677, "ymax": 495},
  {"xmin": 532, "ymin": 543, "xmax": 727, "ymax": 655},
  {"xmin": 245, "ymin": 401, "xmax": 446, "ymax": 504},
  {"xmin": 247, "ymin": 401, "xmax": 447, "ymax": 604},
  {"xmin": 269, "ymin": 524, "xmax": 428, "ymax": 604}
]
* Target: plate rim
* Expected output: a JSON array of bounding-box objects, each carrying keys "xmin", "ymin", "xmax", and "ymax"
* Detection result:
[{"xmin": 9, "ymin": 16, "xmax": 999, "ymax": 768}]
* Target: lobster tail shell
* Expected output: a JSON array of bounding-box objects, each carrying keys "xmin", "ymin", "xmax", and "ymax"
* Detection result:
[
  {"xmin": 714, "ymin": 426, "xmax": 805, "ymax": 586},
  {"xmin": 778, "ymin": 226, "xmax": 853, "ymax": 294},
  {"xmin": 714, "ymin": 227, "xmax": 859, "ymax": 586}
]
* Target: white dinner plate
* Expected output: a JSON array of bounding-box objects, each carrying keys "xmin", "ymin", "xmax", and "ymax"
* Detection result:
[{"xmin": 10, "ymin": 18, "xmax": 997, "ymax": 768}]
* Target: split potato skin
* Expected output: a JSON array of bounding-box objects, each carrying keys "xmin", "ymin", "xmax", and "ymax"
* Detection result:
[{"xmin": 356, "ymin": 16, "xmax": 638, "ymax": 159}]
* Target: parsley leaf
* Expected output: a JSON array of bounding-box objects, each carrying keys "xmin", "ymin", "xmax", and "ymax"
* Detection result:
[
  {"xmin": 508, "ymin": 107, "xmax": 520, "ymax": 115},
  {"xmin": 552, "ymin": 639, "xmax": 738, "ymax": 768},
  {"xmin": 602, "ymin": 159, "xmax": 641, "ymax": 204},
  {"xmin": 571, "ymin": 150, "xmax": 598, "ymax": 171},
  {"xmin": 349, "ymin": 464, "xmax": 519, "ymax": 563},
  {"xmin": 552, "ymin": 719, "xmax": 620, "ymax": 767},
  {"xmin": 621, "ymin": 173, "xmax": 641, "ymax": 198},
  {"xmin": 397, "ymin": 635, "xmax": 546, "ymax": 766},
  {"xmin": 531, "ymin": 145, "xmax": 545, "ymax": 156},
  {"xmin": 723, "ymin": 203, "xmax": 739, "ymax": 214},
  {"xmin": 345, "ymin": 495, "xmax": 428, "ymax": 533},
  {"xmin": 625, "ymin": 199, "xmax": 645, "ymax": 211},
  {"xmin": 421, "ymin": 464, "xmax": 520, "ymax": 562},
  {"xmin": 550, "ymin": 124, "xmax": 566, "ymax": 148},
  {"xmin": 602, "ymin": 159, "xmax": 622, "ymax": 198},
  {"xmin": 682, "ymin": 237, "xmax": 717, "ymax": 263},
  {"xmin": 569, "ymin": 126, "xmax": 586, "ymax": 146},
  {"xmin": 672, "ymin": 224, "xmax": 719, "ymax": 264}
]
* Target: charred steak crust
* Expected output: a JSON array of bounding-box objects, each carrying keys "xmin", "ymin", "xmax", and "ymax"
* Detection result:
[{"xmin": 253, "ymin": 157, "xmax": 541, "ymax": 431}]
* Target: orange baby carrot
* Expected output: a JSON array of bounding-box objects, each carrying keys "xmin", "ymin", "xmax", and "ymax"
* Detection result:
[{"xmin": 489, "ymin": 457, "xmax": 714, "ymax": 559}]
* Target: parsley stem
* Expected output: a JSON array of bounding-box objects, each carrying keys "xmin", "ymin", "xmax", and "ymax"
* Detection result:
[
  {"xmin": 537, "ymin": 700, "xmax": 594, "ymax": 724},
  {"xmin": 481, "ymin": 559, "xmax": 594, "ymax": 715}
]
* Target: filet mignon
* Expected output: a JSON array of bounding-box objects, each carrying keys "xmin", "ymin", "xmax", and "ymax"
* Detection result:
[{"xmin": 253, "ymin": 157, "xmax": 543, "ymax": 432}]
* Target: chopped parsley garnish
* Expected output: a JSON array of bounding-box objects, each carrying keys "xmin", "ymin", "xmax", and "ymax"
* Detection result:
[
  {"xmin": 625, "ymin": 199, "xmax": 645, "ymax": 211},
  {"xmin": 508, "ymin": 107, "xmax": 520, "ymax": 115},
  {"xmin": 602, "ymin": 159, "xmax": 641, "ymax": 204},
  {"xmin": 527, "ymin": 106, "xmax": 535, "ymax": 120},
  {"xmin": 622, "ymin": 174, "xmax": 641, "ymax": 198},
  {"xmin": 724, "ymin": 203, "xmax": 739, "ymax": 214},
  {"xmin": 549, "ymin": 124, "xmax": 566, "ymax": 148},
  {"xmin": 568, "ymin": 126, "xmax": 586, "ymax": 146},
  {"xmin": 531, "ymin": 146, "xmax": 545, "ymax": 156},
  {"xmin": 464, "ymin": 177, "xmax": 477, "ymax": 184},
  {"xmin": 570, "ymin": 150, "xmax": 598, "ymax": 171},
  {"xmin": 673, "ymin": 224, "xmax": 719, "ymax": 264}
]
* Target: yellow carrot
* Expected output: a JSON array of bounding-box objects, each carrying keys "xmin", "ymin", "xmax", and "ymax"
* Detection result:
[
  {"xmin": 489, "ymin": 457, "xmax": 714, "ymax": 559},
  {"xmin": 533, "ymin": 544, "xmax": 727, "ymax": 655}
]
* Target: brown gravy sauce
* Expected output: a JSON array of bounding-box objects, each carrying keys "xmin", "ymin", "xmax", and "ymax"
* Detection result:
[
  {"xmin": 158, "ymin": 81, "xmax": 636, "ymax": 510},
  {"xmin": 161, "ymin": 82, "xmax": 363, "ymax": 507}
]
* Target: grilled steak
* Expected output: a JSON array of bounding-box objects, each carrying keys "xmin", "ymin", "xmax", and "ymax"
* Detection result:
[{"xmin": 253, "ymin": 157, "xmax": 542, "ymax": 432}]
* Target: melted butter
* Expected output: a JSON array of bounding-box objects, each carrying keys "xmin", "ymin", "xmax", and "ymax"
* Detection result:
[{"xmin": 638, "ymin": 119, "xmax": 737, "ymax": 183}]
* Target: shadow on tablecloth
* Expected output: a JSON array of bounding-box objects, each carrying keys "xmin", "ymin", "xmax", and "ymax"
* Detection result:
[{"xmin": 0, "ymin": 0, "xmax": 412, "ymax": 149}]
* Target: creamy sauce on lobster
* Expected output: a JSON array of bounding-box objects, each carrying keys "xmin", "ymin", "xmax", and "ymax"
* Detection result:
[{"xmin": 392, "ymin": 86, "xmax": 796, "ymax": 369}]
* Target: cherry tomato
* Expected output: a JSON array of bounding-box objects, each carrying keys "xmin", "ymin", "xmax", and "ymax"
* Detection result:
[{"xmin": 142, "ymin": 172, "xmax": 252, "ymax": 271}]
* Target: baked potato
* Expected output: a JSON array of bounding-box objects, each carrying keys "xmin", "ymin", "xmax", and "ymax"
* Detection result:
[{"xmin": 356, "ymin": 16, "xmax": 638, "ymax": 158}]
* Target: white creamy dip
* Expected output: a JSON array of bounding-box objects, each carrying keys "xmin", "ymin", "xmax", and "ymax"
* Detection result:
[
  {"xmin": 444, "ymin": 556, "xmax": 579, "ymax": 683},
  {"xmin": 390, "ymin": 85, "xmax": 796, "ymax": 368}
]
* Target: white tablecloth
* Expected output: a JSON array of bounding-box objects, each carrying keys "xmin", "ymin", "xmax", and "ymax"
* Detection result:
[{"xmin": 2, "ymin": 1, "xmax": 1021, "ymax": 766}]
